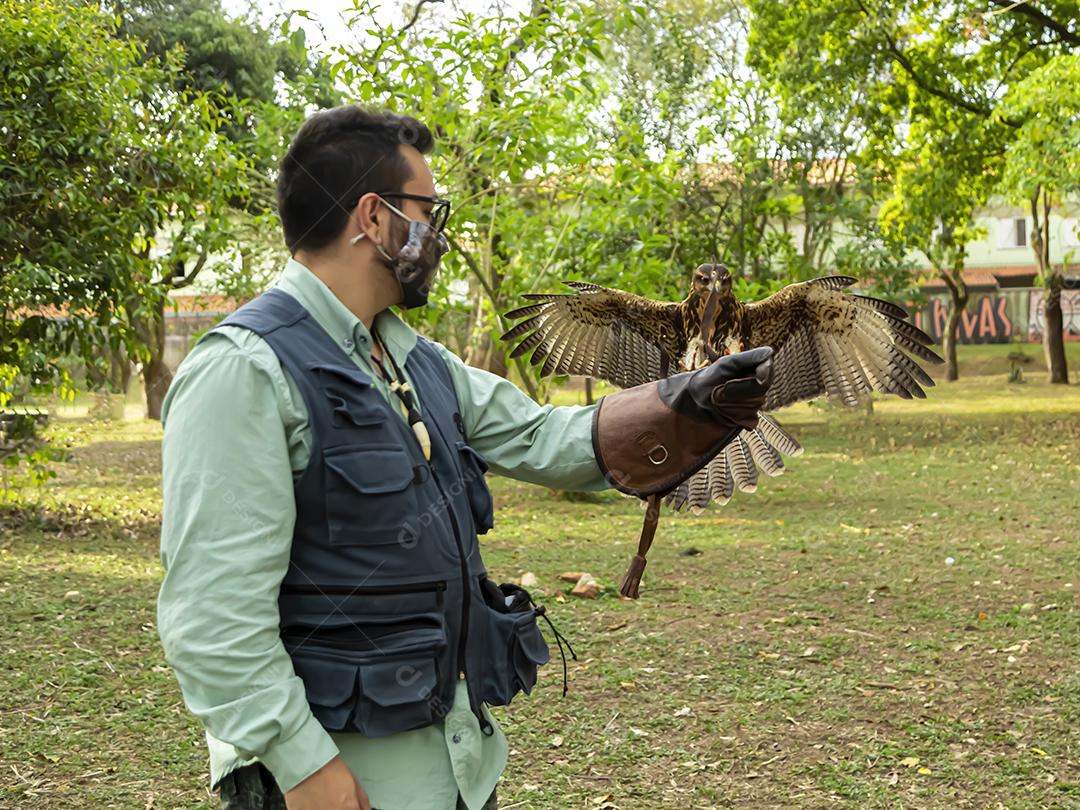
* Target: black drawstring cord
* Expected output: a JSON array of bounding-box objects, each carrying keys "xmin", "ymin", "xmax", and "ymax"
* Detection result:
[{"xmin": 533, "ymin": 604, "xmax": 577, "ymax": 697}]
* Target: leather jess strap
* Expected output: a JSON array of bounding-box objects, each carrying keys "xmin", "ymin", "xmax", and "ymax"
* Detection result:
[{"xmin": 618, "ymin": 493, "xmax": 663, "ymax": 599}]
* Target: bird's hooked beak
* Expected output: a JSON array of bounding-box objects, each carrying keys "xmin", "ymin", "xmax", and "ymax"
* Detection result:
[{"xmin": 696, "ymin": 264, "xmax": 730, "ymax": 361}]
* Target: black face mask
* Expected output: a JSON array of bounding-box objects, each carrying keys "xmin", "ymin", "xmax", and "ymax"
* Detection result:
[{"xmin": 375, "ymin": 205, "xmax": 449, "ymax": 309}]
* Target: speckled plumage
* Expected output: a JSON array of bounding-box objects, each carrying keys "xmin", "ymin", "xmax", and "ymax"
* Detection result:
[{"xmin": 501, "ymin": 269, "xmax": 943, "ymax": 511}]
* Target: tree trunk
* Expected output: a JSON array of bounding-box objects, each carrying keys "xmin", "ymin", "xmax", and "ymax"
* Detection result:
[
  {"xmin": 139, "ymin": 296, "xmax": 173, "ymax": 420},
  {"xmin": 1031, "ymin": 190, "xmax": 1069, "ymax": 384},
  {"xmin": 462, "ymin": 285, "xmax": 508, "ymax": 377},
  {"xmin": 942, "ymin": 304, "xmax": 961, "ymax": 382},
  {"xmin": 938, "ymin": 255, "xmax": 968, "ymax": 383},
  {"xmin": 1043, "ymin": 271, "xmax": 1069, "ymax": 384}
]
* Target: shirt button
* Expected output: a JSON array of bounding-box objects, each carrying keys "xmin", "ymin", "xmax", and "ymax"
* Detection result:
[
  {"xmin": 343, "ymin": 338, "xmax": 354, "ymax": 350},
  {"xmin": 451, "ymin": 733, "xmax": 461, "ymax": 744}
]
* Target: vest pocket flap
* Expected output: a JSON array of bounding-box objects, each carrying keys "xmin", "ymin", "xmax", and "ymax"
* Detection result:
[
  {"xmin": 455, "ymin": 441, "xmax": 490, "ymax": 475},
  {"xmin": 308, "ymin": 362, "xmax": 373, "ymax": 388},
  {"xmin": 360, "ymin": 658, "xmax": 438, "ymax": 707},
  {"xmin": 325, "ymin": 445, "xmax": 416, "ymax": 493},
  {"xmin": 310, "ymin": 363, "xmax": 387, "ymax": 429},
  {"xmin": 291, "ymin": 654, "xmax": 359, "ymax": 709},
  {"xmin": 512, "ymin": 614, "xmax": 551, "ymax": 667},
  {"xmin": 455, "ymin": 441, "xmax": 494, "ymax": 535}
]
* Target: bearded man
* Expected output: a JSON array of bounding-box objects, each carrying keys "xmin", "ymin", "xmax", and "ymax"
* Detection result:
[{"xmin": 157, "ymin": 105, "xmax": 772, "ymax": 810}]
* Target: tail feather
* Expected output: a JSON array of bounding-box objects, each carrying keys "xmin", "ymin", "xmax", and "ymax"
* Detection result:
[{"xmin": 666, "ymin": 414, "xmax": 801, "ymax": 513}]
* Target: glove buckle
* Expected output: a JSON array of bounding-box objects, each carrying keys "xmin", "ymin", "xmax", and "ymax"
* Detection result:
[{"xmin": 646, "ymin": 444, "xmax": 669, "ymax": 465}]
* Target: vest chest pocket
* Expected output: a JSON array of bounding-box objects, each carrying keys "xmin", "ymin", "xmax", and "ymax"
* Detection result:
[
  {"xmin": 324, "ymin": 444, "xmax": 421, "ymax": 546},
  {"xmin": 455, "ymin": 441, "xmax": 494, "ymax": 535}
]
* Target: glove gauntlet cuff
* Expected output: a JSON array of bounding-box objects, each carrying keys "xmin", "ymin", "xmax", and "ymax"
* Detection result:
[{"xmin": 591, "ymin": 383, "xmax": 743, "ymax": 499}]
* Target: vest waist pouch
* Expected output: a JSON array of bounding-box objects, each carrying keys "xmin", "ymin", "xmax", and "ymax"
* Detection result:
[
  {"xmin": 475, "ymin": 578, "xmax": 551, "ymax": 707},
  {"xmin": 282, "ymin": 609, "xmax": 450, "ymax": 736}
]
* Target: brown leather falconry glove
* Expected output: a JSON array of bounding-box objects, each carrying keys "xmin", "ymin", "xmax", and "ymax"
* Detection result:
[{"xmin": 591, "ymin": 346, "xmax": 775, "ymax": 597}]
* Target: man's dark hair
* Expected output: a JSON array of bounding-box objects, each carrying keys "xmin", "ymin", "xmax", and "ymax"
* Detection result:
[{"xmin": 276, "ymin": 106, "xmax": 434, "ymax": 254}]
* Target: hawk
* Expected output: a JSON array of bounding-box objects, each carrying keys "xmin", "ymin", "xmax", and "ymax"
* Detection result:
[{"xmin": 502, "ymin": 264, "xmax": 943, "ymax": 512}]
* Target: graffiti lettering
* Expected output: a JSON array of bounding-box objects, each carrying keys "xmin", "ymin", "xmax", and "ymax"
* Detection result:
[
  {"xmin": 1028, "ymin": 289, "xmax": 1080, "ymax": 341},
  {"xmin": 914, "ymin": 294, "xmax": 1016, "ymax": 344}
]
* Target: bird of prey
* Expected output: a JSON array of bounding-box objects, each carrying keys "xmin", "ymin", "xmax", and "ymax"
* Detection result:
[{"xmin": 501, "ymin": 264, "xmax": 943, "ymax": 512}]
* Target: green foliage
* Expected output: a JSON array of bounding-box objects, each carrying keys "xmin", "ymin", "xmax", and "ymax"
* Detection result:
[
  {"xmin": 999, "ymin": 53, "xmax": 1080, "ymax": 202},
  {"xmin": 119, "ymin": 0, "xmax": 291, "ymax": 104},
  {"xmin": 0, "ymin": 0, "xmax": 147, "ymax": 396},
  {"xmin": 320, "ymin": 0, "xmax": 911, "ymax": 388},
  {"xmin": 326, "ymin": 0, "xmax": 612, "ymax": 388},
  {"xmin": 745, "ymin": 0, "xmax": 1080, "ymax": 262},
  {"xmin": 877, "ymin": 110, "xmax": 1001, "ymax": 273},
  {"xmin": 0, "ymin": 0, "xmax": 259, "ymax": 434},
  {"xmin": 110, "ymin": 0, "xmax": 327, "ymax": 230}
]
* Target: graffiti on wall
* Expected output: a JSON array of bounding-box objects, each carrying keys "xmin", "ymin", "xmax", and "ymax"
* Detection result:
[
  {"xmin": 912, "ymin": 294, "xmax": 1017, "ymax": 344},
  {"xmin": 1028, "ymin": 288, "xmax": 1080, "ymax": 341}
]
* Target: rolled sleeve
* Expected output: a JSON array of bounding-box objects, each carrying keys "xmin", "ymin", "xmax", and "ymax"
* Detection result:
[
  {"xmin": 157, "ymin": 338, "xmax": 337, "ymax": 792},
  {"xmin": 432, "ymin": 344, "xmax": 608, "ymax": 491}
]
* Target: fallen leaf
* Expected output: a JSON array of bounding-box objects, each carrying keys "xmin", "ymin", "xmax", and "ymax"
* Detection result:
[{"xmin": 899, "ymin": 756, "xmax": 920, "ymax": 768}]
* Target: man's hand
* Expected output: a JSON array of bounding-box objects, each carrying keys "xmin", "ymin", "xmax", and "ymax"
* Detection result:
[{"xmin": 284, "ymin": 756, "xmax": 371, "ymax": 810}]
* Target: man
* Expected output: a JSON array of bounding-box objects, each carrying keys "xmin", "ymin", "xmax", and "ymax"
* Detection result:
[{"xmin": 158, "ymin": 105, "xmax": 772, "ymax": 810}]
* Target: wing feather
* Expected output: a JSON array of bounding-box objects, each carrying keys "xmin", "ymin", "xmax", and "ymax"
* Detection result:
[
  {"xmin": 501, "ymin": 284, "xmax": 684, "ymax": 388},
  {"xmin": 746, "ymin": 278, "xmax": 943, "ymax": 410}
]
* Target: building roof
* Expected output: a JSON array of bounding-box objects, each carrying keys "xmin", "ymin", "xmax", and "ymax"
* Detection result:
[
  {"xmin": 164, "ymin": 293, "xmax": 247, "ymax": 318},
  {"xmin": 918, "ymin": 264, "xmax": 1047, "ymax": 290}
]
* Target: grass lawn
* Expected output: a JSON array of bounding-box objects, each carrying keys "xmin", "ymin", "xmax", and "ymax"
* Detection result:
[{"xmin": 1, "ymin": 345, "xmax": 1079, "ymax": 809}]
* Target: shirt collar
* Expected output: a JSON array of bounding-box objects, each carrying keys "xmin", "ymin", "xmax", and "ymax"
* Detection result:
[{"xmin": 275, "ymin": 257, "xmax": 418, "ymax": 364}]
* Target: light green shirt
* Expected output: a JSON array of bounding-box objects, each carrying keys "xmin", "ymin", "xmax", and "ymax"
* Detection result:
[{"xmin": 157, "ymin": 259, "xmax": 607, "ymax": 809}]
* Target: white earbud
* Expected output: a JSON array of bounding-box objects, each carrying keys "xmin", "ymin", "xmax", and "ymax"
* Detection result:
[{"xmin": 350, "ymin": 232, "xmax": 366, "ymax": 245}]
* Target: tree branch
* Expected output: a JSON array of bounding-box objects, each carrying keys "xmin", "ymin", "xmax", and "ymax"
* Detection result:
[
  {"xmin": 401, "ymin": 0, "xmax": 443, "ymax": 35},
  {"xmin": 882, "ymin": 38, "xmax": 995, "ymax": 117},
  {"xmin": 447, "ymin": 235, "xmax": 541, "ymax": 399},
  {"xmin": 166, "ymin": 245, "xmax": 209, "ymax": 290},
  {"xmin": 853, "ymin": 0, "xmax": 1023, "ymax": 125},
  {"xmin": 988, "ymin": 0, "xmax": 1080, "ymax": 47}
]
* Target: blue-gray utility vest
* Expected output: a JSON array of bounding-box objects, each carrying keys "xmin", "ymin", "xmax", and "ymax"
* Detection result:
[{"xmin": 218, "ymin": 289, "xmax": 549, "ymax": 736}]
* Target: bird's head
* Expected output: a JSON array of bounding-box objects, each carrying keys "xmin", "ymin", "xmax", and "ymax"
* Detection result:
[{"xmin": 692, "ymin": 263, "xmax": 732, "ymax": 301}]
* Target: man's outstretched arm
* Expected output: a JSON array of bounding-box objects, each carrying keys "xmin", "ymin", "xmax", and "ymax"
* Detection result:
[
  {"xmin": 432, "ymin": 344, "xmax": 607, "ymax": 491},
  {"xmin": 157, "ymin": 336, "xmax": 341, "ymax": 794}
]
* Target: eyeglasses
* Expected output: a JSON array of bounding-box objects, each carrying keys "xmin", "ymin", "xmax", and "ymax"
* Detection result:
[{"xmin": 374, "ymin": 191, "xmax": 451, "ymax": 233}]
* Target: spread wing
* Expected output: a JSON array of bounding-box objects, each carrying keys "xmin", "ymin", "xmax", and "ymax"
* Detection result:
[
  {"xmin": 746, "ymin": 277, "xmax": 944, "ymax": 411},
  {"xmin": 500, "ymin": 282, "xmax": 685, "ymax": 389}
]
